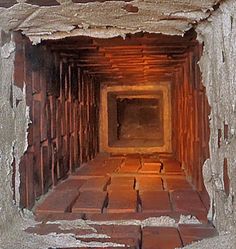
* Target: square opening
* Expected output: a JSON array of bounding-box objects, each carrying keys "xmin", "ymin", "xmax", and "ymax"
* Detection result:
[{"xmin": 107, "ymin": 92, "xmax": 164, "ymax": 147}]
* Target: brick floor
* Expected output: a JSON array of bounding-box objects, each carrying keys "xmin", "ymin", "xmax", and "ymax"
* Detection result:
[
  {"xmin": 27, "ymin": 222, "xmax": 217, "ymax": 249},
  {"xmin": 171, "ymin": 190, "xmax": 206, "ymax": 213},
  {"xmin": 108, "ymin": 176, "xmax": 135, "ymax": 191},
  {"xmin": 103, "ymin": 158, "xmax": 124, "ymax": 173},
  {"xmin": 119, "ymin": 163, "xmax": 141, "ymax": 173},
  {"xmin": 94, "ymin": 224, "xmax": 141, "ymax": 239},
  {"xmin": 36, "ymin": 190, "xmax": 79, "ymax": 214},
  {"xmin": 140, "ymin": 158, "xmax": 162, "ymax": 173},
  {"xmin": 161, "ymin": 159, "xmax": 182, "ymax": 173},
  {"xmin": 136, "ymin": 176, "xmax": 163, "ymax": 191},
  {"xmin": 35, "ymin": 155, "xmax": 209, "ymax": 219},
  {"xmin": 140, "ymin": 191, "xmax": 172, "ymax": 213},
  {"xmin": 165, "ymin": 178, "xmax": 192, "ymax": 190},
  {"xmin": 54, "ymin": 179, "xmax": 85, "ymax": 192},
  {"xmin": 32, "ymin": 154, "xmax": 217, "ymax": 249},
  {"xmin": 78, "ymin": 237, "xmax": 139, "ymax": 248},
  {"xmin": 142, "ymin": 227, "xmax": 182, "ymax": 249},
  {"xmin": 79, "ymin": 177, "xmax": 110, "ymax": 191},
  {"xmin": 107, "ymin": 190, "xmax": 137, "ymax": 213},
  {"xmin": 72, "ymin": 191, "xmax": 108, "ymax": 213},
  {"xmin": 139, "ymin": 163, "xmax": 161, "ymax": 173},
  {"xmin": 178, "ymin": 224, "xmax": 218, "ymax": 246}
]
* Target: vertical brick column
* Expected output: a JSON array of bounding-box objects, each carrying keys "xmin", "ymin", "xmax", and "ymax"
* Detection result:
[
  {"xmin": 16, "ymin": 34, "xmax": 100, "ymax": 209},
  {"xmin": 172, "ymin": 43, "xmax": 210, "ymax": 201}
]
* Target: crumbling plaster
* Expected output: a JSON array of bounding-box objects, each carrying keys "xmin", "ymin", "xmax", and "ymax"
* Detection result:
[
  {"xmin": 0, "ymin": 0, "xmax": 236, "ymax": 248},
  {"xmin": 197, "ymin": 0, "xmax": 236, "ymax": 232},
  {"xmin": 0, "ymin": 0, "xmax": 220, "ymax": 43},
  {"xmin": 0, "ymin": 32, "xmax": 30, "ymax": 234}
]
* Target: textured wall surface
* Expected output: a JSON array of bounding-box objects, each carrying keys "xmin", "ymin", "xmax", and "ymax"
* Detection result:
[
  {"xmin": 0, "ymin": 32, "xmax": 29, "ymax": 233},
  {"xmin": 14, "ymin": 34, "xmax": 100, "ymax": 210},
  {"xmin": 172, "ymin": 43, "xmax": 210, "ymax": 200},
  {"xmin": 197, "ymin": 0, "xmax": 236, "ymax": 232},
  {"xmin": 0, "ymin": 0, "xmax": 220, "ymax": 43}
]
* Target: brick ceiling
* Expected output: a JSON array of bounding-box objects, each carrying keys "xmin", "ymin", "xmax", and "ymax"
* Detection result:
[{"xmin": 44, "ymin": 32, "xmax": 198, "ymax": 84}]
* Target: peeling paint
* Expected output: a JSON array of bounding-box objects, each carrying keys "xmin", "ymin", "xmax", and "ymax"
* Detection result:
[
  {"xmin": 0, "ymin": 41, "xmax": 15, "ymax": 58},
  {"xmin": 0, "ymin": 32, "xmax": 20, "ymax": 234},
  {"xmin": 197, "ymin": 0, "xmax": 236, "ymax": 233},
  {"xmin": 0, "ymin": 1, "xmax": 220, "ymax": 43}
]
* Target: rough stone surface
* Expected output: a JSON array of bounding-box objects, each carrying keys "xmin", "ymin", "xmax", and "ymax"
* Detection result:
[
  {"xmin": 0, "ymin": 31, "xmax": 30, "ymax": 235},
  {"xmin": 197, "ymin": 0, "xmax": 236, "ymax": 233},
  {"xmin": 0, "ymin": 0, "xmax": 220, "ymax": 43},
  {"xmin": 181, "ymin": 233, "xmax": 236, "ymax": 249}
]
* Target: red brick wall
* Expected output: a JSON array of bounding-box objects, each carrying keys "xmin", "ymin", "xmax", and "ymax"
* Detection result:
[
  {"xmin": 14, "ymin": 34, "xmax": 100, "ymax": 209},
  {"xmin": 172, "ymin": 44, "xmax": 210, "ymax": 196}
]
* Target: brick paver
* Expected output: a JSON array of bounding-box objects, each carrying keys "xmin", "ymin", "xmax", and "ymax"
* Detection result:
[
  {"xmin": 94, "ymin": 224, "xmax": 141, "ymax": 240},
  {"xmin": 140, "ymin": 191, "xmax": 172, "ymax": 213},
  {"xmin": 72, "ymin": 191, "xmax": 107, "ymax": 213},
  {"xmin": 140, "ymin": 158, "xmax": 162, "ymax": 173},
  {"xmin": 171, "ymin": 190, "xmax": 206, "ymax": 213},
  {"xmin": 136, "ymin": 176, "xmax": 163, "ymax": 191},
  {"xmin": 142, "ymin": 227, "xmax": 182, "ymax": 249},
  {"xmin": 78, "ymin": 237, "xmax": 139, "ymax": 248},
  {"xmin": 54, "ymin": 179, "xmax": 85, "ymax": 191},
  {"xmin": 79, "ymin": 177, "xmax": 110, "ymax": 191},
  {"xmin": 36, "ymin": 190, "xmax": 79, "ymax": 214},
  {"xmin": 107, "ymin": 190, "xmax": 137, "ymax": 213},
  {"xmin": 34, "ymin": 154, "xmax": 215, "ymax": 249},
  {"xmin": 119, "ymin": 163, "xmax": 141, "ymax": 173},
  {"xmin": 108, "ymin": 176, "xmax": 135, "ymax": 191},
  {"xmin": 178, "ymin": 224, "xmax": 218, "ymax": 246},
  {"xmin": 165, "ymin": 178, "xmax": 192, "ymax": 190},
  {"xmin": 162, "ymin": 159, "xmax": 182, "ymax": 173}
]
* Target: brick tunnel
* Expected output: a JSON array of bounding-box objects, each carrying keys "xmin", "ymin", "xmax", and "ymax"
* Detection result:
[
  {"xmin": 13, "ymin": 30, "xmax": 219, "ymax": 248},
  {"xmin": 2, "ymin": 0, "xmax": 236, "ymax": 248}
]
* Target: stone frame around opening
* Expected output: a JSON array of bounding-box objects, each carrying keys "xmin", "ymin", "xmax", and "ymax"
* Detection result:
[{"xmin": 99, "ymin": 82, "xmax": 172, "ymax": 154}]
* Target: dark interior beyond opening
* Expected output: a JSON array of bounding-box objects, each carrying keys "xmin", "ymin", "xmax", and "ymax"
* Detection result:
[
  {"xmin": 108, "ymin": 94, "xmax": 164, "ymax": 147},
  {"xmin": 117, "ymin": 98, "xmax": 161, "ymax": 139}
]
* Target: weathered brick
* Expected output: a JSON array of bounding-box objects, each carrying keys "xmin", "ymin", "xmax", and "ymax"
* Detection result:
[
  {"xmin": 108, "ymin": 177, "xmax": 135, "ymax": 191},
  {"xmin": 79, "ymin": 177, "xmax": 110, "ymax": 192},
  {"xmin": 136, "ymin": 176, "xmax": 163, "ymax": 191},
  {"xmin": 178, "ymin": 224, "xmax": 218, "ymax": 246},
  {"xmin": 139, "ymin": 162, "xmax": 162, "ymax": 173},
  {"xmin": 162, "ymin": 159, "xmax": 182, "ymax": 173},
  {"xmin": 165, "ymin": 178, "xmax": 192, "ymax": 190},
  {"xmin": 107, "ymin": 190, "xmax": 137, "ymax": 213},
  {"xmin": 142, "ymin": 227, "xmax": 182, "ymax": 249},
  {"xmin": 54, "ymin": 179, "xmax": 85, "ymax": 192},
  {"xmin": 72, "ymin": 191, "xmax": 107, "ymax": 213},
  {"xmin": 35, "ymin": 190, "xmax": 79, "ymax": 214},
  {"xmin": 140, "ymin": 191, "xmax": 172, "ymax": 213},
  {"xmin": 171, "ymin": 190, "xmax": 206, "ymax": 213}
]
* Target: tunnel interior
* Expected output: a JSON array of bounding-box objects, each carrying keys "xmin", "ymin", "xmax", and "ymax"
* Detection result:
[{"xmin": 14, "ymin": 31, "xmax": 210, "ymax": 211}]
